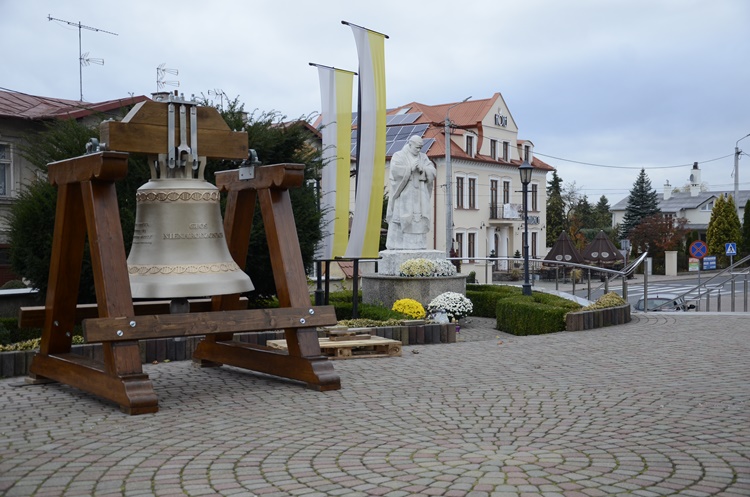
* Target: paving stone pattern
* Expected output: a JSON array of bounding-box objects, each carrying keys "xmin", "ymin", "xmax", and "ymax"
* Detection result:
[{"xmin": 0, "ymin": 314, "xmax": 748, "ymax": 496}]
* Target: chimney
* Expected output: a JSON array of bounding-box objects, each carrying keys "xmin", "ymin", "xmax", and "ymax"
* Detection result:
[
  {"xmin": 663, "ymin": 180, "xmax": 672, "ymax": 200},
  {"xmin": 689, "ymin": 162, "xmax": 701, "ymax": 197}
]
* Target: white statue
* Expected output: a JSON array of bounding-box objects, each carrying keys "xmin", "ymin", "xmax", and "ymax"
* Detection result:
[{"xmin": 386, "ymin": 135, "xmax": 436, "ymax": 250}]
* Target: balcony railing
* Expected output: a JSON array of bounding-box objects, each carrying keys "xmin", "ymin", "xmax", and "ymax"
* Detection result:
[{"xmin": 489, "ymin": 203, "xmax": 521, "ymax": 220}]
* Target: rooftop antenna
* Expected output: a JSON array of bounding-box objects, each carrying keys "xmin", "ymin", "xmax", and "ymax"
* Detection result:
[
  {"xmin": 157, "ymin": 63, "xmax": 180, "ymax": 91},
  {"xmin": 48, "ymin": 15, "xmax": 118, "ymax": 101},
  {"xmin": 208, "ymin": 89, "xmax": 227, "ymax": 110}
]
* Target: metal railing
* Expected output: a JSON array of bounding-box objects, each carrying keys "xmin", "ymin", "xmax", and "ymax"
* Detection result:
[
  {"xmin": 475, "ymin": 252, "xmax": 750, "ymax": 313},
  {"xmin": 453, "ymin": 252, "xmax": 649, "ymax": 302},
  {"xmin": 652, "ymin": 254, "xmax": 750, "ymax": 313}
]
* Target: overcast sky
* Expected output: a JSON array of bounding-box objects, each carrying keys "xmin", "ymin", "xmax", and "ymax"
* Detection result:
[{"xmin": 2, "ymin": 0, "xmax": 748, "ymax": 205}]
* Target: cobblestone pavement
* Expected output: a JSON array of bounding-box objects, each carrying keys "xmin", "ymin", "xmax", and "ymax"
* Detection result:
[{"xmin": 1, "ymin": 314, "xmax": 748, "ymax": 497}]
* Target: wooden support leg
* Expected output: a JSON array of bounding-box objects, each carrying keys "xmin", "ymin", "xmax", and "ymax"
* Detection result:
[
  {"xmin": 257, "ymin": 183, "xmax": 339, "ymax": 391},
  {"xmin": 194, "ymin": 166, "xmax": 340, "ymax": 391},
  {"xmin": 29, "ymin": 183, "xmax": 87, "ymax": 383},
  {"xmin": 31, "ymin": 155, "xmax": 158, "ymax": 414}
]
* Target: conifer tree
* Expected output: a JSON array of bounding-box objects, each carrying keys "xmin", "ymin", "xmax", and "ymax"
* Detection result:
[
  {"xmin": 706, "ymin": 195, "xmax": 742, "ymax": 267},
  {"xmin": 545, "ymin": 170, "xmax": 565, "ymax": 247},
  {"xmin": 593, "ymin": 195, "xmax": 612, "ymax": 230},
  {"xmin": 620, "ymin": 168, "xmax": 660, "ymax": 238}
]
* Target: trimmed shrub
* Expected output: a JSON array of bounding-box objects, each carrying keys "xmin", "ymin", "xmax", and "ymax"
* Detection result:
[
  {"xmin": 467, "ymin": 286, "xmax": 522, "ymax": 317},
  {"xmin": 0, "ymin": 318, "xmax": 44, "ymax": 345},
  {"xmin": 496, "ymin": 296, "xmax": 571, "ymax": 336},
  {"xmin": 0, "ymin": 280, "xmax": 28, "ymax": 289}
]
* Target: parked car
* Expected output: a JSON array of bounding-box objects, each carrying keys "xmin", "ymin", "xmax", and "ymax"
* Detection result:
[{"xmin": 633, "ymin": 293, "xmax": 696, "ymax": 312}]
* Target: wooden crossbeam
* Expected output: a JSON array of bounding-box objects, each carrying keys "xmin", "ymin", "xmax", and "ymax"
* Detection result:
[
  {"xmin": 19, "ymin": 298, "xmax": 249, "ymax": 329},
  {"xmin": 99, "ymin": 100, "xmax": 248, "ymax": 159},
  {"xmin": 84, "ymin": 306, "xmax": 337, "ymax": 343}
]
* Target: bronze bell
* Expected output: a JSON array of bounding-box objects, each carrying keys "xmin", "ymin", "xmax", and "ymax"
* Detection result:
[{"xmin": 127, "ymin": 95, "xmax": 254, "ymax": 299}]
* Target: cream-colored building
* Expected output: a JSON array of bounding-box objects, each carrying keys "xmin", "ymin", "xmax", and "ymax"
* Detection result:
[{"xmin": 374, "ymin": 93, "xmax": 553, "ymax": 282}]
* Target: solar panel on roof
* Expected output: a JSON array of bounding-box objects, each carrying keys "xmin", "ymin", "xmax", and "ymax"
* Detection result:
[
  {"xmin": 385, "ymin": 112, "xmax": 421, "ymax": 126},
  {"xmin": 350, "ymin": 122, "xmax": 429, "ymax": 157}
]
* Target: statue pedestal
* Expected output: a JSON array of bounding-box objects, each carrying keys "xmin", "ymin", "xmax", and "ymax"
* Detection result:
[
  {"xmin": 376, "ymin": 249, "xmax": 446, "ymax": 276},
  {"xmin": 362, "ymin": 250, "xmax": 466, "ymax": 309}
]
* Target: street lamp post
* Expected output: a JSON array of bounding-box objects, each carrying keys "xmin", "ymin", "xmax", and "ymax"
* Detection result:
[
  {"xmin": 445, "ymin": 96, "xmax": 471, "ymax": 255},
  {"xmin": 519, "ymin": 159, "xmax": 533, "ymax": 296},
  {"xmin": 735, "ymin": 133, "xmax": 750, "ymax": 218}
]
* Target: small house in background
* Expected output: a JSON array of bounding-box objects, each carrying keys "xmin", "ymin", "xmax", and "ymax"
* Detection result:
[
  {"xmin": 611, "ymin": 163, "xmax": 750, "ymax": 240},
  {"xmin": 0, "ymin": 89, "xmax": 148, "ymax": 285}
]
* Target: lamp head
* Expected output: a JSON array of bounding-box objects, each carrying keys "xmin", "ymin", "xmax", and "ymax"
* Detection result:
[{"xmin": 519, "ymin": 160, "xmax": 533, "ymax": 185}]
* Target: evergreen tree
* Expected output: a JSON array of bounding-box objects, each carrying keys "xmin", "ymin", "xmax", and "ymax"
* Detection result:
[
  {"xmin": 593, "ymin": 195, "xmax": 612, "ymax": 230},
  {"xmin": 573, "ymin": 195, "xmax": 594, "ymax": 229},
  {"xmin": 620, "ymin": 168, "xmax": 660, "ymax": 238},
  {"xmin": 741, "ymin": 199, "xmax": 750, "ymax": 257},
  {"xmin": 545, "ymin": 170, "xmax": 565, "ymax": 247},
  {"xmin": 706, "ymin": 195, "xmax": 742, "ymax": 267}
]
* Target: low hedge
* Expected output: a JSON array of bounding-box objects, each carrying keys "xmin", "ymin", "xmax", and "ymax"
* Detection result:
[
  {"xmin": 496, "ymin": 296, "xmax": 573, "ymax": 335},
  {"xmin": 0, "ymin": 317, "xmax": 47, "ymax": 346},
  {"xmin": 466, "ymin": 285, "xmax": 523, "ymax": 317}
]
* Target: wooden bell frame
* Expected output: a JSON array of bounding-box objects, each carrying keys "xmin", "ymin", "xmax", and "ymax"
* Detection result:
[{"xmin": 21, "ymin": 100, "xmax": 341, "ymax": 414}]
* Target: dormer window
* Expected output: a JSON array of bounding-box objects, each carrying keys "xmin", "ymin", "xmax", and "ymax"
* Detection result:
[
  {"xmin": 465, "ymin": 135, "xmax": 475, "ymax": 157},
  {"xmin": 701, "ymin": 200, "xmax": 715, "ymax": 211}
]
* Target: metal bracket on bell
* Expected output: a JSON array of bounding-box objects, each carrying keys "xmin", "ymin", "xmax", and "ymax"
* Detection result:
[
  {"xmin": 177, "ymin": 104, "xmax": 191, "ymax": 169},
  {"xmin": 167, "ymin": 102, "xmax": 176, "ymax": 170},
  {"xmin": 239, "ymin": 149, "xmax": 261, "ymax": 180},
  {"xmin": 85, "ymin": 138, "xmax": 107, "ymax": 154},
  {"xmin": 190, "ymin": 105, "xmax": 200, "ymax": 174}
]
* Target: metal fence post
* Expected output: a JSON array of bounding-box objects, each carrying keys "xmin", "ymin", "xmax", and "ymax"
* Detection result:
[{"xmin": 717, "ymin": 288, "xmax": 722, "ymax": 313}]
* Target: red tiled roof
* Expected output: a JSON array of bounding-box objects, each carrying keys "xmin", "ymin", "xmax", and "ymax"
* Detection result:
[
  {"xmin": 0, "ymin": 89, "xmax": 149, "ymax": 120},
  {"xmin": 387, "ymin": 94, "xmax": 555, "ymax": 173}
]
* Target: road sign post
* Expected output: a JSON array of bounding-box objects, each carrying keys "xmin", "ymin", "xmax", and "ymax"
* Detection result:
[
  {"xmin": 689, "ymin": 241, "xmax": 708, "ymax": 290},
  {"xmin": 726, "ymin": 242, "xmax": 737, "ymax": 268}
]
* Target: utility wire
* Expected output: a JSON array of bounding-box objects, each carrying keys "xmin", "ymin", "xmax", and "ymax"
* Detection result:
[{"xmin": 534, "ymin": 151, "xmax": 734, "ymax": 169}]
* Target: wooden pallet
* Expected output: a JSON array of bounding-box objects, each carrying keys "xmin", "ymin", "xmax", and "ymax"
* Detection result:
[{"xmin": 267, "ymin": 336, "xmax": 402, "ymax": 360}]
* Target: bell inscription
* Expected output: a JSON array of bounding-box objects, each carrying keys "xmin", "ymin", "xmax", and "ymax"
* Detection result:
[{"xmin": 127, "ymin": 178, "xmax": 254, "ymax": 298}]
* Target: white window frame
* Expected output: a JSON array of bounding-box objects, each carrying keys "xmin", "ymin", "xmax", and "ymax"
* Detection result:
[
  {"xmin": 465, "ymin": 134, "xmax": 475, "ymax": 157},
  {"xmin": 454, "ymin": 230, "xmax": 465, "ymax": 259},
  {"xmin": 455, "ymin": 174, "xmax": 466, "ymax": 209},
  {"xmin": 468, "ymin": 175, "xmax": 478, "ymax": 210},
  {"xmin": 468, "ymin": 231, "xmax": 477, "ymax": 262},
  {"xmin": 0, "ymin": 142, "xmax": 11, "ymax": 197}
]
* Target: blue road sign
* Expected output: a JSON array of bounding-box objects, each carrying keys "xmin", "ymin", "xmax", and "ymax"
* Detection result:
[
  {"xmin": 689, "ymin": 241, "xmax": 708, "ymax": 259},
  {"xmin": 725, "ymin": 242, "xmax": 737, "ymax": 256},
  {"xmin": 703, "ymin": 255, "xmax": 717, "ymax": 270}
]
